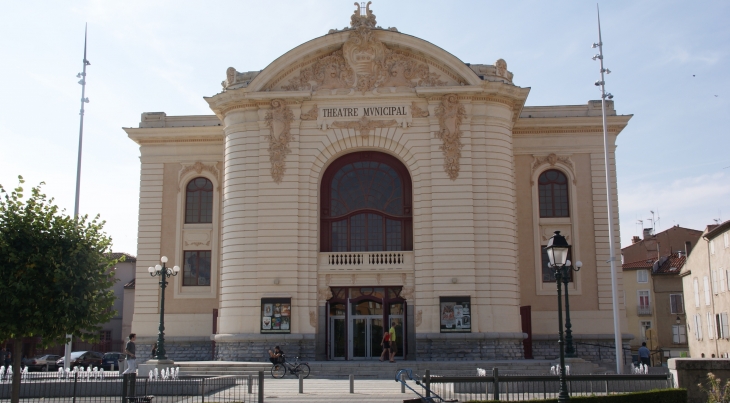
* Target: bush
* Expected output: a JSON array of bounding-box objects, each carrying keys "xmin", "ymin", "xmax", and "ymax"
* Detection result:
[{"xmin": 465, "ymin": 388, "xmax": 686, "ymax": 403}]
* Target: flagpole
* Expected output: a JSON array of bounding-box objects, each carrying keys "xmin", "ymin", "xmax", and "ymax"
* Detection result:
[
  {"xmin": 65, "ymin": 23, "xmax": 91, "ymax": 371},
  {"xmin": 592, "ymin": 5, "xmax": 623, "ymax": 374}
]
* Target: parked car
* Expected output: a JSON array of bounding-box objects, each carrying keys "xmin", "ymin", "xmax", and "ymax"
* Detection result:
[
  {"xmin": 101, "ymin": 352, "xmax": 127, "ymax": 370},
  {"xmin": 55, "ymin": 351, "xmax": 104, "ymax": 369},
  {"xmin": 26, "ymin": 354, "xmax": 61, "ymax": 371}
]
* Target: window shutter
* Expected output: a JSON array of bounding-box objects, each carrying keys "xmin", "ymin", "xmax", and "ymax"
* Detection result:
[
  {"xmin": 695, "ymin": 314, "xmax": 703, "ymax": 340},
  {"xmin": 708, "ymin": 312, "xmax": 715, "ymax": 340},
  {"xmin": 723, "ymin": 313, "xmax": 729, "ymax": 339},
  {"xmin": 705, "ymin": 276, "xmax": 712, "ymax": 306},
  {"xmin": 694, "ymin": 278, "xmax": 700, "ymax": 307},
  {"xmin": 713, "ymin": 270, "xmax": 719, "ymax": 295},
  {"xmin": 722, "ymin": 269, "xmax": 727, "ymax": 293}
]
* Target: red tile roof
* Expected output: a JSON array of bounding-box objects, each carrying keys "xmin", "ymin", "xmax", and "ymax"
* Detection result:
[
  {"xmin": 655, "ymin": 254, "xmax": 686, "ymax": 274},
  {"xmin": 622, "ymin": 258, "xmax": 656, "ymax": 270}
]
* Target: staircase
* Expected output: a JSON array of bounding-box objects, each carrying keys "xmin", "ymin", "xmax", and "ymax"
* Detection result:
[{"xmin": 177, "ymin": 360, "xmax": 562, "ymax": 379}]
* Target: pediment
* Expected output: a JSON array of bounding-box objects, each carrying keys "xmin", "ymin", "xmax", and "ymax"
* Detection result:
[{"xmin": 222, "ymin": 24, "xmax": 480, "ymax": 94}]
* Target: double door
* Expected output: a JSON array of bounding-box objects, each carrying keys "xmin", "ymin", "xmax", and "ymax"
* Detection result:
[{"xmin": 329, "ymin": 307, "xmax": 404, "ymax": 360}]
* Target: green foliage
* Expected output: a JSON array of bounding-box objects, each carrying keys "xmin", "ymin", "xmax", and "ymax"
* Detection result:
[
  {"xmin": 699, "ymin": 372, "xmax": 730, "ymax": 403},
  {"xmin": 0, "ymin": 176, "xmax": 118, "ymax": 346},
  {"xmin": 465, "ymin": 388, "xmax": 686, "ymax": 403}
]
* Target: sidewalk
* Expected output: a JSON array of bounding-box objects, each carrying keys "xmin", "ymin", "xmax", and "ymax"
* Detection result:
[{"xmin": 211, "ymin": 378, "xmax": 421, "ymax": 403}]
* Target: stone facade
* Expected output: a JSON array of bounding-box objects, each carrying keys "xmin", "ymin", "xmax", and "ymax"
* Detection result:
[
  {"xmin": 416, "ymin": 333, "xmax": 524, "ymax": 361},
  {"xmin": 125, "ymin": 5, "xmax": 632, "ymax": 364},
  {"xmin": 532, "ymin": 335, "xmax": 633, "ymax": 370}
]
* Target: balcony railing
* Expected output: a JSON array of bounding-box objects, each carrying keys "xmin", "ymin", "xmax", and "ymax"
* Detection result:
[
  {"xmin": 637, "ymin": 304, "xmax": 652, "ymax": 316},
  {"xmin": 319, "ymin": 251, "xmax": 413, "ymax": 271}
]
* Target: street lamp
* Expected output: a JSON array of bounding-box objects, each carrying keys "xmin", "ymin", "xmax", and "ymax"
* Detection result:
[
  {"xmin": 546, "ymin": 231, "xmax": 571, "ymax": 402},
  {"xmin": 148, "ymin": 256, "xmax": 180, "ymax": 360},
  {"xmin": 563, "ymin": 259, "xmax": 582, "ymax": 358}
]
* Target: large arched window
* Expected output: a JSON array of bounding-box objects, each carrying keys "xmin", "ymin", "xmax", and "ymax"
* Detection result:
[
  {"xmin": 321, "ymin": 152, "xmax": 412, "ymax": 252},
  {"xmin": 185, "ymin": 177, "xmax": 213, "ymax": 223},
  {"xmin": 538, "ymin": 169, "xmax": 569, "ymax": 217}
]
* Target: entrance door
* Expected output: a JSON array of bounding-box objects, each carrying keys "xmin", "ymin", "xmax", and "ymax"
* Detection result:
[
  {"xmin": 350, "ymin": 317, "xmax": 384, "ymax": 359},
  {"xmin": 388, "ymin": 302, "xmax": 405, "ymax": 358},
  {"xmin": 330, "ymin": 316, "xmax": 346, "ymax": 359}
]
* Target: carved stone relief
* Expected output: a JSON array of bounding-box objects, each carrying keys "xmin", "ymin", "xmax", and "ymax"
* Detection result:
[
  {"xmin": 279, "ymin": 4, "xmax": 452, "ymax": 93},
  {"xmin": 400, "ymin": 286, "xmax": 414, "ymax": 301},
  {"xmin": 179, "ymin": 161, "xmax": 220, "ymax": 184},
  {"xmin": 222, "ymin": 68, "xmax": 260, "ymax": 90},
  {"xmin": 410, "ymin": 102, "xmax": 429, "ymax": 117},
  {"xmin": 331, "ymin": 116, "xmax": 397, "ymax": 138},
  {"xmin": 309, "ymin": 310, "xmax": 317, "ymax": 328},
  {"xmin": 264, "ymin": 99, "xmax": 295, "ymax": 183},
  {"xmin": 301, "ymin": 105, "xmax": 318, "ymax": 120},
  {"xmin": 435, "ymin": 94, "xmax": 466, "ymax": 180},
  {"xmin": 350, "ymin": 1, "xmax": 377, "ymax": 29},
  {"xmin": 531, "ymin": 153, "xmax": 576, "ymax": 184},
  {"xmin": 415, "ymin": 310, "xmax": 422, "ymax": 328},
  {"xmin": 183, "ymin": 231, "xmax": 211, "ymax": 248},
  {"xmin": 495, "ymin": 59, "xmax": 508, "ymax": 78},
  {"xmin": 376, "ymin": 273, "xmax": 382, "ymax": 284},
  {"xmin": 317, "ymin": 286, "xmax": 333, "ymax": 301}
]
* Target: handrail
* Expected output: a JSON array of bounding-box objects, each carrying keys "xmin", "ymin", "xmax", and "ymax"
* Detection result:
[{"xmin": 424, "ymin": 374, "xmax": 671, "ymax": 383}]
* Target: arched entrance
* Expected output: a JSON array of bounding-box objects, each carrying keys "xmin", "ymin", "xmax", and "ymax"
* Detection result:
[{"xmin": 321, "ymin": 151, "xmax": 411, "ymax": 359}]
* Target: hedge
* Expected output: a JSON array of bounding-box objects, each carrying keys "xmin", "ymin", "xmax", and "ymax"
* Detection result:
[{"xmin": 465, "ymin": 388, "xmax": 686, "ymax": 403}]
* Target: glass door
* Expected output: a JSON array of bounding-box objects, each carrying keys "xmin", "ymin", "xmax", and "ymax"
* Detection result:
[
  {"xmin": 349, "ymin": 316, "xmax": 383, "ymax": 359},
  {"xmin": 330, "ymin": 316, "xmax": 346, "ymax": 359},
  {"xmin": 389, "ymin": 302, "xmax": 404, "ymax": 358}
]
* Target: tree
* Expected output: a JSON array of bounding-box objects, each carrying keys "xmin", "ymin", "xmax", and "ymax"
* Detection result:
[{"xmin": 0, "ymin": 177, "xmax": 118, "ymax": 403}]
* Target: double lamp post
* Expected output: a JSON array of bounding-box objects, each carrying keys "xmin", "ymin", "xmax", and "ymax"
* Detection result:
[
  {"xmin": 148, "ymin": 256, "xmax": 180, "ymax": 361},
  {"xmin": 545, "ymin": 230, "xmax": 583, "ymax": 403}
]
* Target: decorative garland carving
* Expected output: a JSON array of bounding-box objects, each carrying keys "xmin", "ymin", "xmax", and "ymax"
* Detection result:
[
  {"xmin": 309, "ymin": 310, "xmax": 317, "ymax": 328},
  {"xmin": 331, "ymin": 116, "xmax": 398, "ymax": 138},
  {"xmin": 411, "ymin": 102, "xmax": 429, "ymax": 117},
  {"xmin": 434, "ymin": 94, "xmax": 466, "ymax": 180},
  {"xmin": 415, "ymin": 310, "xmax": 422, "ymax": 327},
  {"xmin": 301, "ymin": 105, "xmax": 318, "ymax": 120},
  {"xmin": 400, "ymin": 286, "xmax": 414, "ymax": 301},
  {"xmin": 264, "ymin": 99, "xmax": 294, "ymax": 183},
  {"xmin": 317, "ymin": 286, "xmax": 333, "ymax": 301},
  {"xmin": 282, "ymin": 50, "xmax": 355, "ymax": 91},
  {"xmin": 531, "ymin": 153, "xmax": 574, "ymax": 175}
]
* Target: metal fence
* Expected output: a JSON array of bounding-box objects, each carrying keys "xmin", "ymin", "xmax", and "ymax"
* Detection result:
[
  {"xmin": 0, "ymin": 372, "xmax": 261, "ymax": 403},
  {"xmin": 424, "ymin": 369, "xmax": 674, "ymax": 402}
]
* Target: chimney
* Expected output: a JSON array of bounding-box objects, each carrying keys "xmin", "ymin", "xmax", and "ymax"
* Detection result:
[
  {"xmin": 632, "ymin": 236, "xmax": 641, "ymax": 244},
  {"xmin": 643, "ymin": 228, "xmax": 653, "ymax": 240}
]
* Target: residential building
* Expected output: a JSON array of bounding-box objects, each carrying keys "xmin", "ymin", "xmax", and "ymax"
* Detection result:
[
  {"xmin": 123, "ymin": 5, "xmax": 633, "ymax": 365},
  {"xmin": 682, "ymin": 220, "xmax": 730, "ymax": 358},
  {"xmin": 622, "ymin": 225, "xmax": 702, "ymax": 264}
]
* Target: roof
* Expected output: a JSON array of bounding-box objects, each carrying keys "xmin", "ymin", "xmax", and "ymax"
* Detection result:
[
  {"xmin": 654, "ymin": 254, "xmax": 686, "ymax": 275},
  {"xmin": 706, "ymin": 220, "xmax": 730, "ymax": 241},
  {"xmin": 622, "ymin": 258, "xmax": 656, "ymax": 270},
  {"xmin": 124, "ymin": 278, "xmax": 135, "ymax": 289},
  {"xmin": 110, "ymin": 252, "xmax": 137, "ymax": 262},
  {"xmin": 621, "ymin": 225, "xmax": 703, "ymax": 252}
]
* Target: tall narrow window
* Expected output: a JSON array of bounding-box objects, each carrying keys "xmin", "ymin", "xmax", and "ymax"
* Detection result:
[
  {"xmin": 672, "ymin": 325, "xmax": 686, "ymax": 344},
  {"xmin": 321, "ymin": 152, "xmax": 412, "ymax": 252},
  {"xmin": 670, "ymin": 294, "xmax": 684, "ymax": 314},
  {"xmin": 708, "ymin": 312, "xmax": 715, "ymax": 340},
  {"xmin": 705, "ymin": 276, "xmax": 711, "ymax": 306},
  {"xmin": 694, "ymin": 314, "xmax": 703, "ymax": 340},
  {"xmin": 183, "ymin": 250, "xmax": 211, "ymax": 286},
  {"xmin": 538, "ymin": 170, "xmax": 569, "ymax": 217},
  {"xmin": 694, "ymin": 278, "xmax": 700, "ymax": 307},
  {"xmin": 185, "ymin": 177, "xmax": 213, "ymax": 223},
  {"xmin": 638, "ymin": 290, "xmax": 651, "ymax": 315}
]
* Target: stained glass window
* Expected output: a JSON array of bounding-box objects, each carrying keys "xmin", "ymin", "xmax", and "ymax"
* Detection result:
[
  {"xmin": 538, "ymin": 170, "xmax": 569, "ymax": 217},
  {"xmin": 185, "ymin": 177, "xmax": 213, "ymax": 223}
]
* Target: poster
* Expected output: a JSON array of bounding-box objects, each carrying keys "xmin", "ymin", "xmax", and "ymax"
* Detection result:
[
  {"xmin": 440, "ymin": 297, "xmax": 471, "ymax": 333},
  {"xmin": 261, "ymin": 298, "xmax": 292, "ymax": 334}
]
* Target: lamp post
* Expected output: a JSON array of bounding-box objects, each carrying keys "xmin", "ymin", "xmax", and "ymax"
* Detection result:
[
  {"xmin": 563, "ymin": 259, "xmax": 583, "ymax": 358},
  {"xmin": 545, "ymin": 231, "xmax": 571, "ymax": 402},
  {"xmin": 148, "ymin": 256, "xmax": 180, "ymax": 360}
]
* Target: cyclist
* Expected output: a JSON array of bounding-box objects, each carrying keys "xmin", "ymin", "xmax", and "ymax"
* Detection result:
[{"xmin": 268, "ymin": 346, "xmax": 284, "ymax": 366}]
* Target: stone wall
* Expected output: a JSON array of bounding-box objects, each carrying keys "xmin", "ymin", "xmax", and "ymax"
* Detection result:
[
  {"xmin": 531, "ymin": 334, "xmax": 633, "ymax": 371},
  {"xmin": 134, "ymin": 338, "xmax": 214, "ymax": 362},
  {"xmin": 213, "ymin": 334, "xmax": 316, "ymax": 362},
  {"xmin": 669, "ymin": 358, "xmax": 730, "ymax": 403},
  {"xmin": 415, "ymin": 333, "xmax": 525, "ymax": 361}
]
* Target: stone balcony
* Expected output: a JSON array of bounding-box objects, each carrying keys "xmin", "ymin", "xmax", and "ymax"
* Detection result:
[
  {"xmin": 318, "ymin": 251, "xmax": 414, "ymax": 272},
  {"xmin": 637, "ymin": 304, "xmax": 652, "ymax": 316}
]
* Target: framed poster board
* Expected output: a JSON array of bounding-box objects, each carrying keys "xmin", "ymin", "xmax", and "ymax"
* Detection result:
[
  {"xmin": 261, "ymin": 298, "xmax": 291, "ymax": 334},
  {"xmin": 440, "ymin": 296, "xmax": 471, "ymax": 333}
]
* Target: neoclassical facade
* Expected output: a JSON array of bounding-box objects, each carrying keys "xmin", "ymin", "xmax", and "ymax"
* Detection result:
[{"xmin": 125, "ymin": 5, "xmax": 632, "ymax": 364}]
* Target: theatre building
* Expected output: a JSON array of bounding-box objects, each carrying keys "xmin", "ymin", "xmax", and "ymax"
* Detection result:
[{"xmin": 125, "ymin": 5, "xmax": 632, "ymax": 364}]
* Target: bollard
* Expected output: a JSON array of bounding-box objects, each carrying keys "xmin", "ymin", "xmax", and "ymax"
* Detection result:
[
  {"xmin": 401, "ymin": 373, "xmax": 405, "ymax": 393},
  {"xmin": 492, "ymin": 367, "xmax": 499, "ymax": 401},
  {"xmin": 111, "ymin": 363, "xmax": 115, "ymax": 372},
  {"xmin": 248, "ymin": 374, "xmax": 253, "ymax": 394},
  {"xmin": 424, "ymin": 369, "xmax": 431, "ymax": 397},
  {"xmin": 299, "ymin": 373, "xmax": 303, "ymax": 393},
  {"xmin": 45, "ymin": 363, "xmax": 49, "ymax": 372},
  {"xmin": 349, "ymin": 374, "xmax": 354, "ymax": 394},
  {"xmin": 258, "ymin": 371, "xmax": 264, "ymax": 403}
]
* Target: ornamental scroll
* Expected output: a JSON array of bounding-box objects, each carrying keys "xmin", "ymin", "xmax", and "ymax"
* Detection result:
[
  {"xmin": 435, "ymin": 94, "xmax": 466, "ymax": 180},
  {"xmin": 264, "ymin": 99, "xmax": 294, "ymax": 183}
]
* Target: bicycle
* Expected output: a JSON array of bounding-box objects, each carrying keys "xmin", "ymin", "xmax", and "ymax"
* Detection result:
[{"xmin": 271, "ymin": 355, "xmax": 311, "ymax": 379}]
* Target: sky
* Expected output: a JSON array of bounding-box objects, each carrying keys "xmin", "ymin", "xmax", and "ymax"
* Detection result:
[{"xmin": 1, "ymin": 0, "xmax": 728, "ymax": 256}]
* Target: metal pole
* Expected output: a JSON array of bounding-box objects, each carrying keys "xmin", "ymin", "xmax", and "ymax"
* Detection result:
[
  {"xmin": 258, "ymin": 371, "xmax": 264, "ymax": 403},
  {"xmin": 66, "ymin": 23, "xmax": 91, "ymax": 372},
  {"xmin": 555, "ymin": 266, "xmax": 570, "ymax": 402},
  {"xmin": 563, "ymin": 267, "xmax": 575, "ymax": 357},
  {"xmin": 349, "ymin": 374, "xmax": 354, "ymax": 393},
  {"xmin": 594, "ymin": 4, "xmax": 623, "ymax": 374}
]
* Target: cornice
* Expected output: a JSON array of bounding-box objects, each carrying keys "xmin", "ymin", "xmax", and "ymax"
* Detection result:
[
  {"xmin": 513, "ymin": 115, "xmax": 632, "ymax": 136},
  {"xmin": 205, "ymin": 89, "xmax": 311, "ymax": 120},
  {"xmin": 125, "ymin": 126, "xmax": 224, "ymax": 145}
]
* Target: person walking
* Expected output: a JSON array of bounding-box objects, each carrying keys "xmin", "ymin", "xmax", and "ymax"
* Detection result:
[
  {"xmin": 122, "ymin": 334, "xmax": 137, "ymax": 374},
  {"xmin": 379, "ymin": 331, "xmax": 391, "ymax": 362},
  {"xmin": 638, "ymin": 342, "xmax": 651, "ymax": 367},
  {"xmin": 0, "ymin": 348, "xmax": 7, "ymax": 368},
  {"xmin": 389, "ymin": 321, "xmax": 397, "ymax": 363}
]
